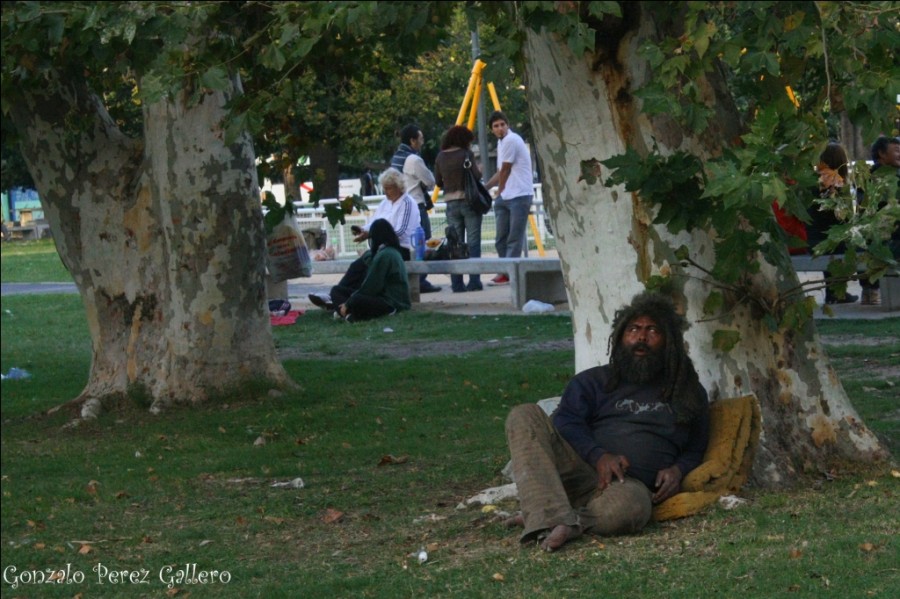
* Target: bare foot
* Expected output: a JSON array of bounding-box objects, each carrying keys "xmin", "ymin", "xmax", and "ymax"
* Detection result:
[
  {"xmin": 539, "ymin": 524, "xmax": 581, "ymax": 552},
  {"xmin": 503, "ymin": 513, "xmax": 525, "ymax": 528}
]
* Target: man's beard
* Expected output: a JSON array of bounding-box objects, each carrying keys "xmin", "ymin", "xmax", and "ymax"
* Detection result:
[{"xmin": 613, "ymin": 342, "xmax": 665, "ymax": 384}]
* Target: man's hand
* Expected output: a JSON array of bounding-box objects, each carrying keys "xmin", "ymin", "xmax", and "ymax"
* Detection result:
[
  {"xmin": 595, "ymin": 453, "xmax": 630, "ymax": 490},
  {"xmin": 652, "ymin": 465, "xmax": 683, "ymax": 504}
]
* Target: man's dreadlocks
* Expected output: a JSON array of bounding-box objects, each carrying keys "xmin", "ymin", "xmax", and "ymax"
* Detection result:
[{"xmin": 605, "ymin": 292, "xmax": 706, "ymax": 423}]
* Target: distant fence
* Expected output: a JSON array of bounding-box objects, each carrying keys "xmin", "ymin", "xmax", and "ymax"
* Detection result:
[{"xmin": 292, "ymin": 184, "xmax": 554, "ymax": 259}]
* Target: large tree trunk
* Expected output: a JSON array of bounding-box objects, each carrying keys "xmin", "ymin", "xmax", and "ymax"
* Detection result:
[
  {"xmin": 522, "ymin": 4, "xmax": 886, "ymax": 486},
  {"xmin": 8, "ymin": 73, "xmax": 292, "ymax": 417}
]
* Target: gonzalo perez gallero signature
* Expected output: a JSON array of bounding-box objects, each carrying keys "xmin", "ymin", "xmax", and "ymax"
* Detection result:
[{"xmin": 3, "ymin": 562, "xmax": 232, "ymax": 589}]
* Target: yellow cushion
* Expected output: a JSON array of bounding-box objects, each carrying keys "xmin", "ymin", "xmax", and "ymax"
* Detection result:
[{"xmin": 653, "ymin": 395, "xmax": 760, "ymax": 521}]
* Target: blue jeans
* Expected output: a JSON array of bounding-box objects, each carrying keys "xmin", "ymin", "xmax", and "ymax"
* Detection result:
[
  {"xmin": 494, "ymin": 195, "xmax": 532, "ymax": 258},
  {"xmin": 445, "ymin": 199, "xmax": 483, "ymax": 291}
]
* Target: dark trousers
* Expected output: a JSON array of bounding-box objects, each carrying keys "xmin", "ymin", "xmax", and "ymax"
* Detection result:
[
  {"xmin": 343, "ymin": 294, "xmax": 395, "ymax": 321},
  {"xmin": 330, "ymin": 248, "xmax": 410, "ymax": 300}
]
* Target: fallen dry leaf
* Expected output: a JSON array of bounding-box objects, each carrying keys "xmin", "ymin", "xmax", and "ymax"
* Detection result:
[
  {"xmin": 378, "ymin": 454, "xmax": 409, "ymax": 467},
  {"xmin": 253, "ymin": 436, "xmax": 266, "ymax": 446},
  {"xmin": 859, "ymin": 542, "xmax": 876, "ymax": 552},
  {"xmin": 141, "ymin": 535, "xmax": 153, "ymax": 544},
  {"xmin": 34, "ymin": 542, "xmax": 45, "ymax": 550},
  {"xmin": 115, "ymin": 491, "xmax": 130, "ymax": 500},
  {"xmin": 891, "ymin": 469, "xmax": 900, "ymax": 478},
  {"xmin": 322, "ymin": 508, "xmax": 344, "ymax": 524},
  {"xmin": 789, "ymin": 549, "xmax": 803, "ymax": 559},
  {"xmin": 78, "ymin": 544, "xmax": 93, "ymax": 555},
  {"xmin": 86, "ymin": 481, "xmax": 100, "ymax": 495},
  {"xmin": 492, "ymin": 573, "xmax": 505, "ymax": 582}
]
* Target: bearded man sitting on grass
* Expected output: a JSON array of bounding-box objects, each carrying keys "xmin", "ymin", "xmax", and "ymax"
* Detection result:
[{"xmin": 504, "ymin": 292, "xmax": 710, "ymax": 551}]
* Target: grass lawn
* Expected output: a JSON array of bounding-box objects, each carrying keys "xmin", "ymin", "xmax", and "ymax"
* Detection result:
[{"xmin": 1, "ymin": 243, "xmax": 898, "ymax": 598}]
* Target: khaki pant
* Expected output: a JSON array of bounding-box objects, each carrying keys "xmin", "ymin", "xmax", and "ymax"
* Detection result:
[{"xmin": 505, "ymin": 404, "xmax": 652, "ymax": 542}]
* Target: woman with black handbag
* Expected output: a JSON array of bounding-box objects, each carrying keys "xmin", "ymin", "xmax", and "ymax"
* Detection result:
[{"xmin": 434, "ymin": 125, "xmax": 485, "ymax": 292}]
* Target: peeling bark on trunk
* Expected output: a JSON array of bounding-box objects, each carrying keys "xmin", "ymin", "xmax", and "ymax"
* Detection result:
[
  {"xmin": 522, "ymin": 5, "xmax": 886, "ymax": 486},
  {"xmin": 8, "ymin": 74, "xmax": 292, "ymax": 417}
]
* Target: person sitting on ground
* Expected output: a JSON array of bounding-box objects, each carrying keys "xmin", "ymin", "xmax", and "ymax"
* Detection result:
[
  {"xmin": 331, "ymin": 219, "xmax": 411, "ymax": 322},
  {"xmin": 504, "ymin": 292, "xmax": 709, "ymax": 552},
  {"xmin": 309, "ymin": 168, "xmax": 420, "ymax": 311}
]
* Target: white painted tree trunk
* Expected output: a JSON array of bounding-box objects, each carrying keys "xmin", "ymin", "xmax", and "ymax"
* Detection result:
[
  {"xmin": 522, "ymin": 14, "xmax": 886, "ymax": 485},
  {"xmin": 9, "ymin": 75, "xmax": 292, "ymax": 416}
]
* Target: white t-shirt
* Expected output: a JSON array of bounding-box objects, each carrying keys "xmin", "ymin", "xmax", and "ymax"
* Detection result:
[{"xmin": 497, "ymin": 130, "xmax": 533, "ymax": 200}]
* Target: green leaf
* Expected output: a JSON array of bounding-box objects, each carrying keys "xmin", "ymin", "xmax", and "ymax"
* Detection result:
[
  {"xmin": 712, "ymin": 329, "xmax": 741, "ymax": 353},
  {"xmin": 199, "ymin": 66, "xmax": 230, "ymax": 91},
  {"xmin": 223, "ymin": 111, "xmax": 247, "ymax": 145},
  {"xmin": 702, "ymin": 291, "xmax": 724, "ymax": 316},
  {"xmin": 261, "ymin": 44, "xmax": 286, "ymax": 71},
  {"xmin": 589, "ymin": 2, "xmax": 623, "ymax": 19},
  {"xmin": 323, "ymin": 204, "xmax": 346, "ymax": 228}
]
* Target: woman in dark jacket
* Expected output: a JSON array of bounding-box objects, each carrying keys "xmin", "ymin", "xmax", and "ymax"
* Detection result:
[
  {"xmin": 335, "ymin": 219, "xmax": 411, "ymax": 322},
  {"xmin": 434, "ymin": 125, "xmax": 484, "ymax": 292}
]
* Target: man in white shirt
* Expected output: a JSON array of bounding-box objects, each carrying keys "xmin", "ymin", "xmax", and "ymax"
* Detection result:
[
  {"xmin": 485, "ymin": 111, "xmax": 534, "ymax": 286},
  {"xmin": 391, "ymin": 124, "xmax": 441, "ymax": 293}
]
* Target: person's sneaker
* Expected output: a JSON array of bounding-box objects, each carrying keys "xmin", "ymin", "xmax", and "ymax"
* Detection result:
[
  {"xmin": 420, "ymin": 281, "xmax": 442, "ymax": 293},
  {"xmin": 861, "ymin": 288, "xmax": 880, "ymax": 305},
  {"xmin": 309, "ymin": 293, "xmax": 334, "ymax": 311},
  {"xmin": 466, "ymin": 282, "xmax": 483, "ymax": 292},
  {"xmin": 488, "ymin": 274, "xmax": 509, "ymax": 286},
  {"xmin": 825, "ymin": 291, "xmax": 858, "ymax": 305}
]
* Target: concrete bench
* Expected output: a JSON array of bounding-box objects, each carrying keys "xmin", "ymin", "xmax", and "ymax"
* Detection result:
[
  {"xmin": 790, "ymin": 254, "xmax": 898, "ymax": 312},
  {"xmin": 312, "ymin": 257, "xmax": 567, "ymax": 309}
]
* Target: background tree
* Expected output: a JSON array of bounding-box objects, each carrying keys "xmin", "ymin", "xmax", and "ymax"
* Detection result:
[
  {"xmin": 233, "ymin": 1, "xmax": 456, "ymax": 205},
  {"xmin": 0, "ymin": 1, "xmax": 454, "ymax": 416},
  {"xmin": 488, "ymin": 0, "xmax": 895, "ymax": 484}
]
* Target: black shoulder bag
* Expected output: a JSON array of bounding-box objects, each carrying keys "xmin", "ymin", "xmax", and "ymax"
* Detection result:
[{"xmin": 463, "ymin": 156, "xmax": 492, "ymax": 215}]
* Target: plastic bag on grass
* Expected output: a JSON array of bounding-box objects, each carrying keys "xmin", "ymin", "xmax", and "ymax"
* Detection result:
[{"xmin": 522, "ymin": 300, "xmax": 555, "ymax": 313}]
